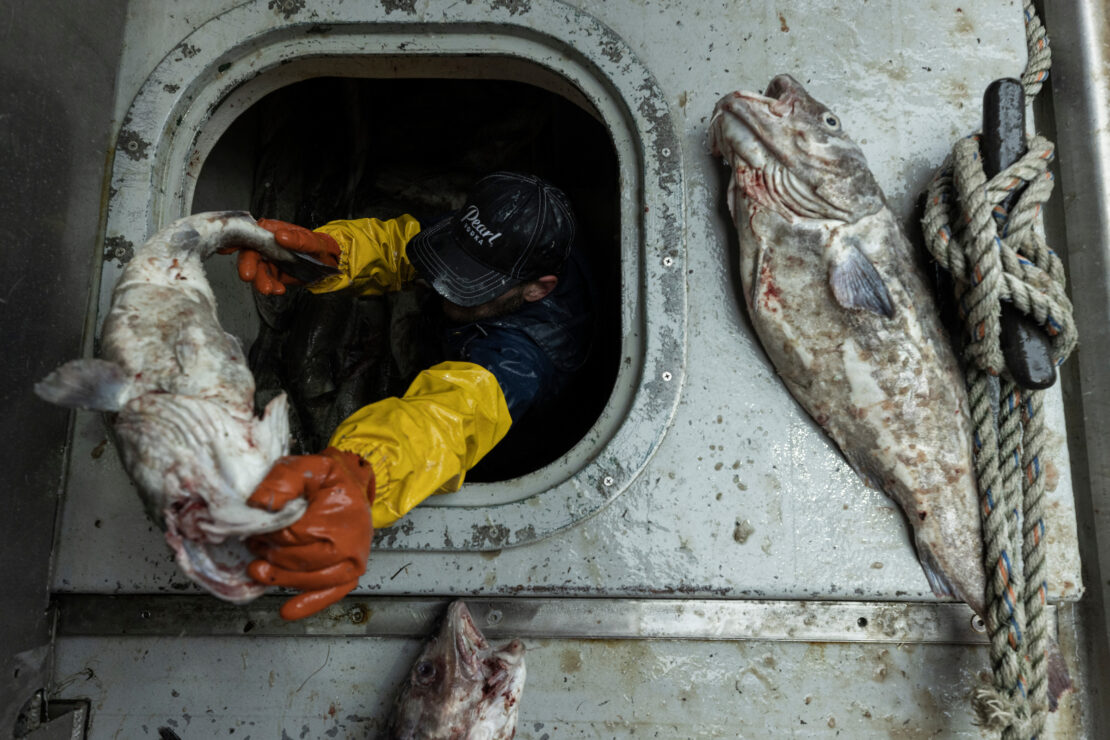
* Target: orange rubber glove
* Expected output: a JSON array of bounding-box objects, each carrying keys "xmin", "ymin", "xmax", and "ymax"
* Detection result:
[
  {"xmin": 245, "ymin": 447, "xmax": 374, "ymax": 620},
  {"xmin": 223, "ymin": 218, "xmax": 342, "ymax": 296}
]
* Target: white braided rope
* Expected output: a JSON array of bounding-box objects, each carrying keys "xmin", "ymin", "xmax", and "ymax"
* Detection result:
[{"xmin": 919, "ymin": 3, "xmax": 1074, "ymax": 737}]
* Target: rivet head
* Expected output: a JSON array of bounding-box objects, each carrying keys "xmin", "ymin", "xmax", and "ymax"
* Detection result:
[
  {"xmin": 662, "ymin": 371, "xmax": 673, "ymax": 382},
  {"xmin": 486, "ymin": 609, "xmax": 503, "ymax": 626},
  {"xmin": 603, "ymin": 476, "xmax": 614, "ymax": 487},
  {"xmin": 971, "ymin": 614, "xmax": 987, "ymax": 633},
  {"xmin": 662, "ymin": 256, "xmax": 673, "ymax": 267},
  {"xmin": 661, "ymin": 147, "xmax": 671, "ymax": 157}
]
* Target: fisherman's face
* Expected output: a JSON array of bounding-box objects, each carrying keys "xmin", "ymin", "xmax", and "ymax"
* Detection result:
[
  {"xmin": 439, "ymin": 275, "xmax": 558, "ymax": 324},
  {"xmin": 441, "ymin": 285, "xmax": 528, "ymax": 324}
]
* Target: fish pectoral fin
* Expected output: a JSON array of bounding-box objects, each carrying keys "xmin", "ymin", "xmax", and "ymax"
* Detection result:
[
  {"xmin": 828, "ymin": 245, "xmax": 895, "ymax": 318},
  {"xmin": 34, "ymin": 358, "xmax": 131, "ymax": 411},
  {"xmin": 1047, "ymin": 638, "xmax": 1074, "ymax": 710}
]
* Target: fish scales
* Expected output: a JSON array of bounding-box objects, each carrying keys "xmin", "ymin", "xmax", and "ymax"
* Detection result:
[
  {"xmin": 710, "ymin": 75, "xmax": 985, "ymax": 614},
  {"xmin": 35, "ymin": 211, "xmax": 309, "ymax": 603}
]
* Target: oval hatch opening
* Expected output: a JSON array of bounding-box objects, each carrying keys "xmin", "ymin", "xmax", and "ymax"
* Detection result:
[{"xmin": 194, "ymin": 75, "xmax": 621, "ymax": 483}]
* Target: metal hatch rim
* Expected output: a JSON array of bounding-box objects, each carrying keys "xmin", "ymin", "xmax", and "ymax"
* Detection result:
[{"xmin": 97, "ymin": 0, "xmax": 686, "ymax": 552}]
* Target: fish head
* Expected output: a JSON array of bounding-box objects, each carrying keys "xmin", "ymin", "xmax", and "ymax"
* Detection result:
[
  {"xmin": 389, "ymin": 601, "xmax": 526, "ymax": 739},
  {"xmin": 114, "ymin": 392, "xmax": 304, "ymax": 604},
  {"xmin": 710, "ymin": 74, "xmax": 885, "ymax": 223}
]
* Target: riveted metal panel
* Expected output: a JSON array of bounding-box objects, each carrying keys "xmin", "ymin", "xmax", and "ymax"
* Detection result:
[
  {"xmin": 52, "ymin": 594, "xmax": 1014, "ymax": 644},
  {"xmin": 57, "ymin": 0, "xmax": 687, "ymax": 556},
  {"xmin": 36, "ymin": 0, "xmax": 1105, "ymax": 736}
]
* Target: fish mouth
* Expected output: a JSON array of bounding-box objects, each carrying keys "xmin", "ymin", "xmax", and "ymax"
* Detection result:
[
  {"xmin": 709, "ymin": 75, "xmax": 801, "ymax": 166},
  {"xmin": 162, "ymin": 491, "xmax": 305, "ymax": 604},
  {"xmin": 448, "ymin": 602, "xmax": 490, "ymax": 676},
  {"xmin": 724, "ymin": 76, "xmax": 798, "ymax": 113},
  {"xmin": 166, "ymin": 531, "xmax": 267, "ymax": 604},
  {"xmin": 763, "ymin": 74, "xmax": 804, "ymax": 104},
  {"xmin": 447, "ymin": 601, "xmax": 526, "ymax": 686},
  {"xmin": 710, "ymin": 75, "xmax": 860, "ymax": 222}
]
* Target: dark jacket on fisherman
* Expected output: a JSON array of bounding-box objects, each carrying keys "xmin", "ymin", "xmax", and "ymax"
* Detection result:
[{"xmin": 305, "ymin": 204, "xmax": 593, "ymax": 527}]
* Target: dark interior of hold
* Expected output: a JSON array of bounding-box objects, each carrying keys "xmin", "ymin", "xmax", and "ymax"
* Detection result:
[{"xmin": 196, "ymin": 76, "xmax": 621, "ymax": 481}]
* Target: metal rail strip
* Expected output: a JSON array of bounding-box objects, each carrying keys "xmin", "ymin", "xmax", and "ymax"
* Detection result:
[{"xmin": 50, "ymin": 594, "xmax": 1028, "ymax": 645}]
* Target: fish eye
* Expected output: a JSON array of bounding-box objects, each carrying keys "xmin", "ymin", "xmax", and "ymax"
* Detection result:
[
  {"xmin": 414, "ymin": 660, "xmax": 437, "ymax": 683},
  {"xmin": 822, "ymin": 112, "xmax": 840, "ymax": 130}
]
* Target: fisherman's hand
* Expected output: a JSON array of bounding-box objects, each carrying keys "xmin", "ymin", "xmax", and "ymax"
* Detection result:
[
  {"xmin": 245, "ymin": 447, "xmax": 374, "ymax": 620},
  {"xmin": 220, "ymin": 219, "xmax": 341, "ymax": 296}
]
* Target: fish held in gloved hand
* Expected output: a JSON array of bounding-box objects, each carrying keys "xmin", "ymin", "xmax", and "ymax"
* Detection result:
[
  {"xmin": 710, "ymin": 75, "xmax": 1070, "ymax": 706},
  {"xmin": 389, "ymin": 601, "xmax": 525, "ymax": 739},
  {"xmin": 33, "ymin": 211, "xmax": 332, "ymax": 603}
]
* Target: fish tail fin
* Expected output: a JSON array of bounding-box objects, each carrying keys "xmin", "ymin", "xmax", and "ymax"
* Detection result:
[
  {"xmin": 1045, "ymin": 636, "xmax": 1073, "ymax": 711},
  {"xmin": 34, "ymin": 358, "xmax": 130, "ymax": 411},
  {"xmin": 166, "ymin": 211, "xmax": 263, "ymax": 259},
  {"xmin": 917, "ymin": 533, "xmax": 1073, "ymax": 710},
  {"xmin": 915, "ymin": 536, "xmax": 961, "ymax": 600},
  {"xmin": 167, "ymin": 212, "xmax": 339, "ymax": 283}
]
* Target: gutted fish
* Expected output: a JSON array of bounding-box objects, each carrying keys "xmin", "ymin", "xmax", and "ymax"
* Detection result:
[
  {"xmin": 34, "ymin": 211, "xmax": 326, "ymax": 603},
  {"xmin": 710, "ymin": 75, "xmax": 987, "ymax": 611},
  {"xmin": 389, "ymin": 601, "xmax": 526, "ymax": 739}
]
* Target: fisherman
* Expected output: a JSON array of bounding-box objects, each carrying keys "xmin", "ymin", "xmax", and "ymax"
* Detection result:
[{"xmin": 226, "ymin": 172, "xmax": 593, "ymax": 620}]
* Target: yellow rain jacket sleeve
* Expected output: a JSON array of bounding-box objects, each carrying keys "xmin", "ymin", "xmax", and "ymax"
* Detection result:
[
  {"xmin": 328, "ymin": 362, "xmax": 514, "ymax": 528},
  {"xmin": 308, "ymin": 215, "xmax": 422, "ymax": 295},
  {"xmin": 296, "ymin": 216, "xmax": 514, "ymax": 527}
]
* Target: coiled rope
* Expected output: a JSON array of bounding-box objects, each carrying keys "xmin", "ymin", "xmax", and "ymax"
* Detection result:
[{"xmin": 920, "ymin": 4, "xmax": 1075, "ymax": 738}]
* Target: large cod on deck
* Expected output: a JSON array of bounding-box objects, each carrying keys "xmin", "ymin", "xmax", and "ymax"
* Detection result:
[
  {"xmin": 709, "ymin": 74, "xmax": 986, "ymax": 612},
  {"xmin": 709, "ymin": 74, "xmax": 1071, "ymax": 707}
]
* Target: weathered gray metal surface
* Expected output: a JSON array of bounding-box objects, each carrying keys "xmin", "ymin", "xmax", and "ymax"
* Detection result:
[
  {"xmin": 60, "ymin": 0, "xmax": 686, "ymax": 553},
  {"xmin": 34, "ymin": 0, "xmax": 1105, "ymax": 736},
  {"xmin": 0, "ymin": 1, "xmax": 126, "ymax": 735},
  {"xmin": 52, "ymin": 0, "xmax": 1084, "ymax": 609},
  {"xmin": 1040, "ymin": 0, "xmax": 1110, "ymax": 732},
  {"xmin": 53, "ymin": 627, "xmax": 1085, "ymax": 738}
]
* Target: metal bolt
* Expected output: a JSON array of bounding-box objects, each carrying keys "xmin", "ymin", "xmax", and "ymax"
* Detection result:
[
  {"xmin": 348, "ymin": 605, "xmax": 369, "ymax": 625},
  {"xmin": 127, "ymin": 140, "xmax": 139, "ymax": 151},
  {"xmin": 662, "ymin": 371, "xmax": 673, "ymax": 382},
  {"xmin": 971, "ymin": 614, "xmax": 987, "ymax": 633},
  {"xmin": 662, "ymin": 256, "xmax": 673, "ymax": 267},
  {"xmin": 603, "ymin": 476, "xmax": 614, "ymax": 487},
  {"xmin": 661, "ymin": 147, "xmax": 671, "ymax": 157},
  {"xmin": 486, "ymin": 609, "xmax": 503, "ymax": 626}
]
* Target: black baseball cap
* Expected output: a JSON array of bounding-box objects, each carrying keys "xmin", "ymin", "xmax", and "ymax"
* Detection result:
[{"xmin": 406, "ymin": 171, "xmax": 577, "ymax": 306}]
